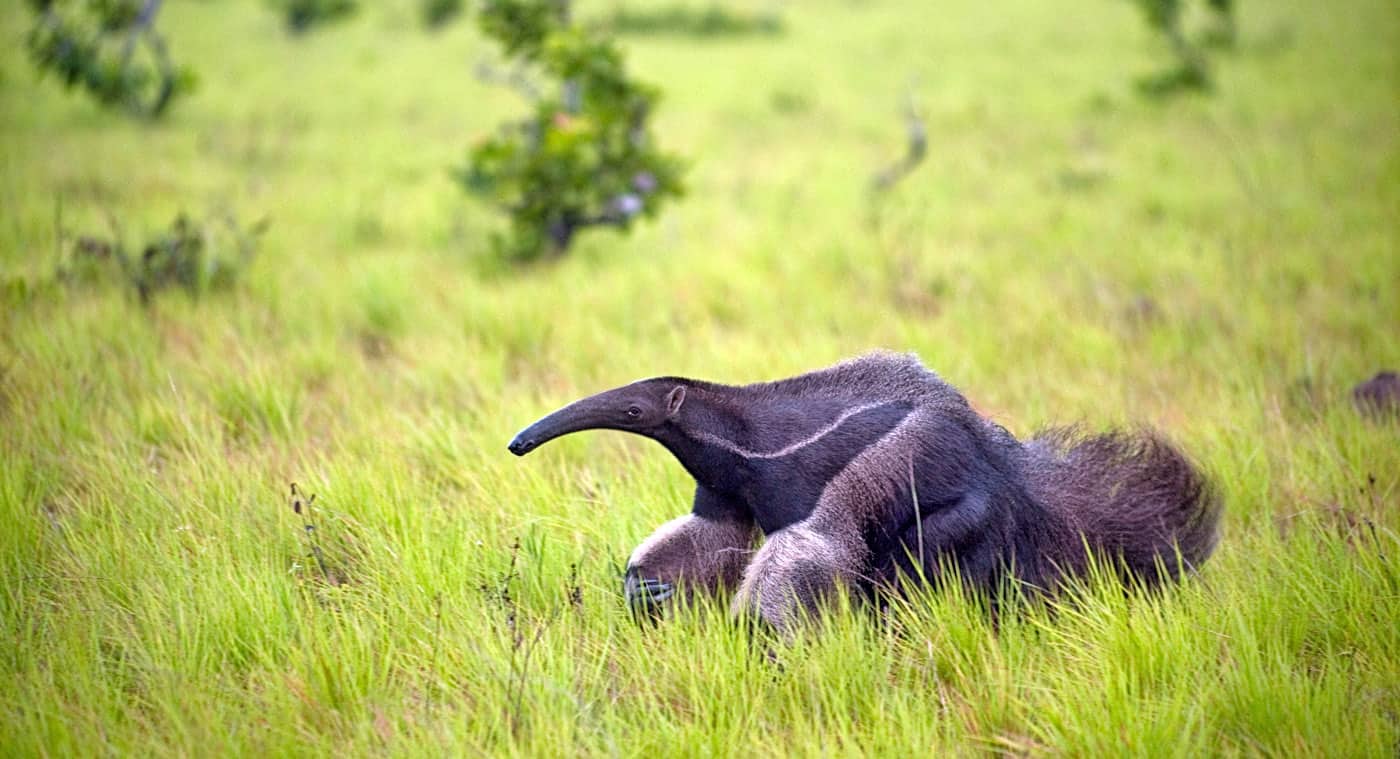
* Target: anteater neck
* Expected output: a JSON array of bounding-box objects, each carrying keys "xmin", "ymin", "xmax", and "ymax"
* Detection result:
[{"xmin": 652, "ymin": 384, "xmax": 756, "ymax": 498}]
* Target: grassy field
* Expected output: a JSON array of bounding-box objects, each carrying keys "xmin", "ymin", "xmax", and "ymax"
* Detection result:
[{"xmin": 2, "ymin": 0, "xmax": 1398, "ymax": 754}]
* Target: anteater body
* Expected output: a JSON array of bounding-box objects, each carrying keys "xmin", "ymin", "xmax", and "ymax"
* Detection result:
[{"xmin": 508, "ymin": 352, "xmax": 1220, "ymax": 629}]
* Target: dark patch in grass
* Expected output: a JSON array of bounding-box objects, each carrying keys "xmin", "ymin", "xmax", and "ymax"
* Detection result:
[
  {"xmin": 1136, "ymin": 63, "xmax": 1212, "ymax": 97},
  {"xmin": 768, "ymin": 87, "xmax": 811, "ymax": 115},
  {"xmin": 278, "ymin": 0, "xmax": 357, "ymax": 34},
  {"xmin": 1083, "ymin": 91, "xmax": 1117, "ymax": 115},
  {"xmin": 421, "ymin": 0, "xmax": 463, "ymax": 29},
  {"xmin": 1123, "ymin": 294, "xmax": 1163, "ymax": 329},
  {"xmin": 57, "ymin": 211, "xmax": 267, "ymax": 305},
  {"xmin": 1057, "ymin": 166, "xmax": 1107, "ymax": 192},
  {"xmin": 600, "ymin": 5, "xmax": 783, "ymax": 38},
  {"xmin": 2, "ymin": 275, "xmax": 52, "ymax": 311},
  {"xmin": 358, "ymin": 331, "xmax": 392, "ymax": 362}
]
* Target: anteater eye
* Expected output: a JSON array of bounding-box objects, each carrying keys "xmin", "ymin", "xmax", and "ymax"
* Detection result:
[{"xmin": 627, "ymin": 405, "xmax": 643, "ymax": 418}]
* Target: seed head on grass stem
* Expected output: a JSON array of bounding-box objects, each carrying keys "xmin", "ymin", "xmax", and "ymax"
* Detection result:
[{"xmin": 289, "ymin": 482, "xmax": 338, "ymax": 587}]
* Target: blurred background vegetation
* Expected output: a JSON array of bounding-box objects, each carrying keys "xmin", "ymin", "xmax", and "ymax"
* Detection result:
[{"xmin": 1, "ymin": 0, "xmax": 1396, "ymax": 755}]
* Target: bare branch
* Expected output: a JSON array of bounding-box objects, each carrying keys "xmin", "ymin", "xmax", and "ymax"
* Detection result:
[{"xmin": 871, "ymin": 91, "xmax": 928, "ymax": 193}]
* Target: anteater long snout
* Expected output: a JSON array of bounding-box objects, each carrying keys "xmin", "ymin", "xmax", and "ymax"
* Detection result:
[
  {"xmin": 506, "ymin": 433, "xmax": 537, "ymax": 456},
  {"xmin": 507, "ymin": 390, "xmax": 630, "ymax": 456},
  {"xmin": 507, "ymin": 412, "xmax": 568, "ymax": 456}
]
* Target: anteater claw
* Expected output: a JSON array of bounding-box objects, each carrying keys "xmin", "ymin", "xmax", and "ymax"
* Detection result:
[{"xmin": 623, "ymin": 568, "xmax": 673, "ymax": 623}]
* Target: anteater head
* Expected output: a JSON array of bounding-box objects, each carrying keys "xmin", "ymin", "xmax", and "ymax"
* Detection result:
[{"xmin": 507, "ymin": 379, "xmax": 687, "ymax": 456}]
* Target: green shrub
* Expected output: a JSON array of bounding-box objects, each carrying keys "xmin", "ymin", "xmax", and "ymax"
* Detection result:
[
  {"xmin": 461, "ymin": 0, "xmax": 685, "ymax": 261},
  {"xmin": 25, "ymin": 0, "xmax": 195, "ymax": 118}
]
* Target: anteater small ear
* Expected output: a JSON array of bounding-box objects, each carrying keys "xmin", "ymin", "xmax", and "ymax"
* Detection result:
[{"xmin": 665, "ymin": 386, "xmax": 686, "ymax": 417}]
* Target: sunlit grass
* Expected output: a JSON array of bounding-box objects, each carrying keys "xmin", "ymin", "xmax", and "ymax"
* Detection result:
[{"xmin": 1, "ymin": 0, "xmax": 1397, "ymax": 754}]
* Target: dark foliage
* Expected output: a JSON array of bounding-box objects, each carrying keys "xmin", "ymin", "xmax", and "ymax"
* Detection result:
[
  {"xmin": 25, "ymin": 0, "xmax": 195, "ymax": 118},
  {"xmin": 461, "ymin": 0, "xmax": 685, "ymax": 260}
]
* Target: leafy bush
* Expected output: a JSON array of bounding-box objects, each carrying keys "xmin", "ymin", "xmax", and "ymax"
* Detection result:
[
  {"xmin": 1130, "ymin": 0, "xmax": 1237, "ymax": 94},
  {"xmin": 59, "ymin": 213, "xmax": 268, "ymax": 305},
  {"xmin": 273, "ymin": 0, "xmax": 357, "ymax": 34},
  {"xmin": 461, "ymin": 0, "xmax": 685, "ymax": 260},
  {"xmin": 25, "ymin": 0, "xmax": 195, "ymax": 118}
]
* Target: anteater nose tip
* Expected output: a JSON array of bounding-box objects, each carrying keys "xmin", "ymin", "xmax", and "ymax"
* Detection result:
[{"xmin": 508, "ymin": 437, "xmax": 534, "ymax": 456}]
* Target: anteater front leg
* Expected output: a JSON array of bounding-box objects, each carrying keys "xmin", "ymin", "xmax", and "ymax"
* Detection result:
[
  {"xmin": 731, "ymin": 520, "xmax": 869, "ymax": 635},
  {"xmin": 624, "ymin": 486, "xmax": 757, "ymax": 620}
]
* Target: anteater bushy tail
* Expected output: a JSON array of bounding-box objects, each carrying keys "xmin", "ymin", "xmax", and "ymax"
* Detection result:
[{"xmin": 1026, "ymin": 427, "xmax": 1221, "ymax": 587}]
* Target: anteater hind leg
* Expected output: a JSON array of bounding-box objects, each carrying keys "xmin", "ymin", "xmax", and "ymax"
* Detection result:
[
  {"xmin": 624, "ymin": 506, "xmax": 757, "ymax": 620},
  {"xmin": 731, "ymin": 522, "xmax": 868, "ymax": 635}
]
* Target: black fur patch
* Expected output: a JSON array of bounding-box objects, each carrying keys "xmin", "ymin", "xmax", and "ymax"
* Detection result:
[{"xmin": 747, "ymin": 401, "xmax": 914, "ymax": 533}]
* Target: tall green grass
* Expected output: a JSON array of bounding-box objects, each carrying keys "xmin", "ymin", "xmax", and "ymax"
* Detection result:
[{"xmin": 2, "ymin": 0, "xmax": 1397, "ymax": 754}]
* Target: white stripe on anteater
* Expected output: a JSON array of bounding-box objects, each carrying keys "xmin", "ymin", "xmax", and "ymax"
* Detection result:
[{"xmin": 689, "ymin": 402, "xmax": 889, "ymax": 459}]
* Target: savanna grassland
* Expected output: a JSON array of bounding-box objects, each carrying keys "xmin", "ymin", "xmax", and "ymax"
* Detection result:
[{"xmin": 2, "ymin": 0, "xmax": 1398, "ymax": 755}]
